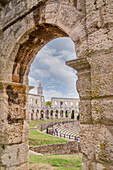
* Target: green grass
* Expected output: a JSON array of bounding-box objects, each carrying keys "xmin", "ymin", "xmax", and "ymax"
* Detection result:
[
  {"xmin": 29, "ymin": 153, "xmax": 82, "ymax": 170},
  {"xmin": 28, "ymin": 124, "xmax": 37, "ymax": 128},
  {"xmin": 28, "ymin": 119, "xmax": 69, "ymax": 124},
  {"xmin": 29, "ymin": 130, "xmax": 68, "ymax": 146}
]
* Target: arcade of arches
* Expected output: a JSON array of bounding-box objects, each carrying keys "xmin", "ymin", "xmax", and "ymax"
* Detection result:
[
  {"xmin": 27, "ymin": 83, "xmax": 79, "ymax": 121},
  {"xmin": 0, "ymin": 0, "xmax": 113, "ymax": 170}
]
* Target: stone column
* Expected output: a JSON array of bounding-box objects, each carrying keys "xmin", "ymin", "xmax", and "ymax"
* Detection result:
[
  {"xmin": 74, "ymin": 111, "xmax": 77, "ymax": 120},
  {"xmin": 63, "ymin": 111, "xmax": 65, "ymax": 119},
  {"xmin": 66, "ymin": 53, "xmax": 113, "ymax": 169},
  {"xmin": 53, "ymin": 111, "xmax": 56, "ymax": 119},
  {"xmin": 68, "ymin": 110, "xmax": 71, "ymax": 119},
  {"xmin": 43, "ymin": 111, "xmax": 45, "ymax": 119},
  {"xmin": 66, "ymin": 57, "xmax": 92, "ymax": 167},
  {"xmin": 58, "ymin": 111, "xmax": 60, "ymax": 119},
  {"xmin": 0, "ymin": 81, "xmax": 29, "ymax": 169},
  {"xmin": 38, "ymin": 110, "xmax": 41, "ymax": 120}
]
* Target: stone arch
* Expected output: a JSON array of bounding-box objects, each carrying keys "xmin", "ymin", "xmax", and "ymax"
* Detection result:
[
  {"xmin": 40, "ymin": 110, "xmax": 44, "ymax": 119},
  {"xmin": 0, "ymin": 0, "xmax": 113, "ymax": 170},
  {"xmin": 36, "ymin": 110, "xmax": 39, "ymax": 120},
  {"xmin": 45, "ymin": 110, "xmax": 49, "ymax": 119},
  {"xmin": 31, "ymin": 110, "xmax": 34, "ymax": 120},
  {"xmin": 60, "ymin": 110, "xmax": 64, "ymax": 118},
  {"xmin": 50, "ymin": 110, "xmax": 53, "ymax": 119},
  {"xmin": 71, "ymin": 110, "xmax": 74, "ymax": 119},
  {"xmin": 65, "ymin": 110, "xmax": 68, "ymax": 118},
  {"xmin": 55, "ymin": 110, "xmax": 58, "ymax": 119}
]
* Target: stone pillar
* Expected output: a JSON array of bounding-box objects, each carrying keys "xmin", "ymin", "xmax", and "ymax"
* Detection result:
[
  {"xmin": 63, "ymin": 111, "xmax": 65, "ymax": 119},
  {"xmin": 58, "ymin": 111, "xmax": 60, "ymax": 119},
  {"xmin": 38, "ymin": 110, "xmax": 41, "ymax": 120},
  {"xmin": 43, "ymin": 111, "xmax": 45, "ymax": 119},
  {"xmin": 74, "ymin": 111, "xmax": 77, "ymax": 120},
  {"xmin": 53, "ymin": 111, "xmax": 55, "ymax": 119},
  {"xmin": 66, "ymin": 53, "xmax": 113, "ymax": 169},
  {"xmin": 66, "ymin": 58, "xmax": 92, "ymax": 167},
  {"xmin": 0, "ymin": 81, "xmax": 29, "ymax": 169},
  {"xmin": 68, "ymin": 110, "xmax": 71, "ymax": 119}
]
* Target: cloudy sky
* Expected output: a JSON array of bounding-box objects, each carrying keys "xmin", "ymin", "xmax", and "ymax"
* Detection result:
[{"xmin": 28, "ymin": 37, "xmax": 79, "ymax": 101}]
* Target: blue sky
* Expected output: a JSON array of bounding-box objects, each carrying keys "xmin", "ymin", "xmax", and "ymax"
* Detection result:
[{"xmin": 28, "ymin": 37, "xmax": 79, "ymax": 101}]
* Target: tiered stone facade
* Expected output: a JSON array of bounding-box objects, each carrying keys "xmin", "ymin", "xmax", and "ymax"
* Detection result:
[
  {"xmin": 0, "ymin": 0, "xmax": 113, "ymax": 169},
  {"xmin": 27, "ymin": 83, "xmax": 79, "ymax": 120}
]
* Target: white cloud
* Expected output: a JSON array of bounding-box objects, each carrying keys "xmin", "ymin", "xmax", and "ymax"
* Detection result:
[
  {"xmin": 29, "ymin": 76, "xmax": 36, "ymax": 85},
  {"xmin": 44, "ymin": 89, "xmax": 63, "ymax": 101},
  {"xmin": 29, "ymin": 37, "xmax": 79, "ymax": 100}
]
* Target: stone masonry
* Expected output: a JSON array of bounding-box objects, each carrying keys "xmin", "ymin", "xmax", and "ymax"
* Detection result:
[{"xmin": 0, "ymin": 0, "xmax": 113, "ymax": 169}]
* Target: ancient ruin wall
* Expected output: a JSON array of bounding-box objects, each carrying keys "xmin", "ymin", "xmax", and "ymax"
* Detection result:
[{"xmin": 0, "ymin": 0, "xmax": 113, "ymax": 169}]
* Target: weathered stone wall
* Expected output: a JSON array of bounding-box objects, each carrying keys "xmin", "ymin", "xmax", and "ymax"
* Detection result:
[
  {"xmin": 29, "ymin": 141, "xmax": 79, "ymax": 155},
  {"xmin": 0, "ymin": 0, "xmax": 113, "ymax": 169}
]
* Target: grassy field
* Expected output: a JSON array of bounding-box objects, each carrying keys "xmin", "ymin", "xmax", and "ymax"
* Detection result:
[
  {"xmin": 28, "ymin": 119, "xmax": 69, "ymax": 124},
  {"xmin": 29, "ymin": 124, "xmax": 37, "ymax": 128},
  {"xmin": 28, "ymin": 119, "xmax": 70, "ymax": 128},
  {"xmin": 29, "ymin": 130, "xmax": 68, "ymax": 146},
  {"xmin": 29, "ymin": 153, "xmax": 82, "ymax": 170}
]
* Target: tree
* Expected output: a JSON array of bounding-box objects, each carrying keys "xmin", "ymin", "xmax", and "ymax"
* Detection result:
[
  {"xmin": 77, "ymin": 113, "xmax": 80, "ymax": 121},
  {"xmin": 71, "ymin": 110, "xmax": 74, "ymax": 119},
  {"xmin": 46, "ymin": 101, "xmax": 51, "ymax": 107}
]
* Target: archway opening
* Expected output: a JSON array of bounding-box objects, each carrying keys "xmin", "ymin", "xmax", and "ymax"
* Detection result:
[{"xmin": 9, "ymin": 23, "xmax": 80, "ymax": 169}]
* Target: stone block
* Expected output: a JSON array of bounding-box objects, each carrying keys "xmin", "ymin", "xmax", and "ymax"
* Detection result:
[
  {"xmin": 97, "ymin": 163, "xmax": 113, "ymax": 170},
  {"xmin": 16, "ymin": 163, "xmax": 29, "ymax": 170},
  {"xmin": 0, "ymin": 123, "xmax": 23, "ymax": 145},
  {"xmin": 2, "ymin": 28, "xmax": 15, "ymax": 59},
  {"xmin": 86, "ymin": 10, "xmax": 101, "ymax": 34},
  {"xmin": 91, "ymin": 72, "xmax": 113, "ymax": 97},
  {"xmin": 79, "ymin": 124, "xmax": 95, "ymax": 160},
  {"xmin": 2, "ymin": 1, "xmax": 26, "ymax": 29},
  {"xmin": 12, "ymin": 13, "xmax": 35, "ymax": 42},
  {"xmin": 79, "ymin": 100, "xmax": 92, "ymax": 124},
  {"xmin": 8, "ymin": 106, "xmax": 26, "ymax": 120},
  {"xmin": 86, "ymin": 0, "xmax": 96, "ymax": 13},
  {"xmin": 75, "ymin": 39, "xmax": 89, "ymax": 58},
  {"xmin": 77, "ymin": 0, "xmax": 86, "ymax": 13},
  {"xmin": 80, "ymin": 124, "xmax": 113, "ymax": 164},
  {"xmin": 82, "ymin": 161, "xmax": 97, "ymax": 170},
  {"xmin": 22, "ymin": 121, "xmax": 29, "ymax": 145},
  {"xmin": 70, "ymin": 19, "xmax": 87, "ymax": 42},
  {"xmin": 76, "ymin": 71, "xmax": 91, "ymax": 99},
  {"xmin": 57, "ymin": 4, "xmax": 83, "ymax": 33},
  {"xmin": 94, "ymin": 125, "xmax": 113, "ymax": 164},
  {"xmin": 88, "ymin": 28, "xmax": 113, "ymax": 53},
  {"xmin": 39, "ymin": 2, "xmax": 59, "ymax": 24},
  {"xmin": 101, "ymin": 2, "xmax": 113, "ymax": 25},
  {"xmin": 1, "ymin": 143, "xmax": 29, "ymax": 167},
  {"xmin": 92, "ymin": 98, "xmax": 113, "ymax": 124},
  {"xmin": 91, "ymin": 53, "xmax": 113, "ymax": 75},
  {"xmin": 86, "ymin": 0, "xmax": 112, "ymax": 13}
]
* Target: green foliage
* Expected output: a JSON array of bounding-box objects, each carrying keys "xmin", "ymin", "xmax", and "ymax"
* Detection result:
[
  {"xmin": 66, "ymin": 113, "xmax": 68, "ymax": 117},
  {"xmin": 71, "ymin": 111, "xmax": 74, "ymax": 119},
  {"xmin": 46, "ymin": 101, "xmax": 51, "ymax": 107},
  {"xmin": 50, "ymin": 110, "xmax": 53, "ymax": 116},
  {"xmin": 77, "ymin": 114, "xmax": 80, "ymax": 121},
  {"xmin": 29, "ymin": 154, "xmax": 82, "ymax": 170}
]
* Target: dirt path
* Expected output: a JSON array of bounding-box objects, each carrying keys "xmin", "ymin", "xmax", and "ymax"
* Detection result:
[
  {"xmin": 29, "ymin": 150, "xmax": 43, "ymax": 155},
  {"xmin": 29, "ymin": 162, "xmax": 58, "ymax": 170}
]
